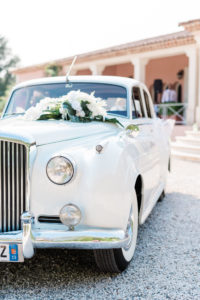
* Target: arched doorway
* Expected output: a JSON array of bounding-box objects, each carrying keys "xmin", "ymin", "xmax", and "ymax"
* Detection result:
[{"xmin": 146, "ymin": 54, "xmax": 188, "ymax": 104}]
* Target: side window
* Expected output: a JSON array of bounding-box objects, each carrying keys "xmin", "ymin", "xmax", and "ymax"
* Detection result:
[
  {"xmin": 132, "ymin": 87, "xmax": 145, "ymax": 118},
  {"xmin": 143, "ymin": 90, "xmax": 152, "ymax": 118}
]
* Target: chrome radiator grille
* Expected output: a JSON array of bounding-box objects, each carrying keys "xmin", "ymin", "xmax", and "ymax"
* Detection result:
[{"xmin": 0, "ymin": 141, "xmax": 27, "ymax": 233}]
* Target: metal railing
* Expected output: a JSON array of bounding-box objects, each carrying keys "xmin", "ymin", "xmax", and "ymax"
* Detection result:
[{"xmin": 155, "ymin": 102, "xmax": 188, "ymax": 125}]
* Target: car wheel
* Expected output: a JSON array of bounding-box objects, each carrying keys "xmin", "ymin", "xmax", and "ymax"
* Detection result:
[
  {"xmin": 158, "ymin": 190, "xmax": 165, "ymax": 202},
  {"xmin": 94, "ymin": 193, "xmax": 138, "ymax": 273}
]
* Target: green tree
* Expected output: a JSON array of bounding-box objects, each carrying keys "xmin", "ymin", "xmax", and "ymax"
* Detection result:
[
  {"xmin": 45, "ymin": 64, "xmax": 62, "ymax": 77},
  {"xmin": 0, "ymin": 35, "xmax": 19, "ymax": 97}
]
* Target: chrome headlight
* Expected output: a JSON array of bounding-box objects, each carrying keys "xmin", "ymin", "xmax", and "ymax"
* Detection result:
[
  {"xmin": 46, "ymin": 156, "xmax": 74, "ymax": 185},
  {"xmin": 59, "ymin": 204, "xmax": 81, "ymax": 228}
]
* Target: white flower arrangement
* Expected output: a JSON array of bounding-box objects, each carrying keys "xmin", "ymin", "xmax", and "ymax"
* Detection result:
[{"xmin": 22, "ymin": 90, "xmax": 123, "ymax": 127}]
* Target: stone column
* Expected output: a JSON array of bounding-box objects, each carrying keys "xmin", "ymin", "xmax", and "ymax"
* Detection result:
[
  {"xmin": 195, "ymin": 45, "xmax": 200, "ymax": 126},
  {"xmin": 89, "ymin": 64, "xmax": 105, "ymax": 75},
  {"xmin": 186, "ymin": 48, "xmax": 198, "ymax": 125},
  {"xmin": 179, "ymin": 20, "xmax": 200, "ymax": 126},
  {"xmin": 131, "ymin": 57, "xmax": 149, "ymax": 83}
]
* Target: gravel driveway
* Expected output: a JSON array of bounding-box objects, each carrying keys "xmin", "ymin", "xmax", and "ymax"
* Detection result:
[{"xmin": 0, "ymin": 158, "xmax": 200, "ymax": 300}]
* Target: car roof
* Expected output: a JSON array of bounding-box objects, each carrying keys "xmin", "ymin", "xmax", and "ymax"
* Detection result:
[{"xmin": 14, "ymin": 75, "xmax": 140, "ymax": 90}]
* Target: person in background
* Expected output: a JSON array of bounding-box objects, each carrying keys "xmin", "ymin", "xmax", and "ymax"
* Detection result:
[
  {"xmin": 153, "ymin": 79, "xmax": 163, "ymax": 104},
  {"xmin": 161, "ymin": 84, "xmax": 177, "ymax": 103}
]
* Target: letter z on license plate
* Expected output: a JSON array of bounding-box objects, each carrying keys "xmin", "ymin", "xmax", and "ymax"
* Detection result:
[{"xmin": 0, "ymin": 244, "xmax": 24, "ymax": 262}]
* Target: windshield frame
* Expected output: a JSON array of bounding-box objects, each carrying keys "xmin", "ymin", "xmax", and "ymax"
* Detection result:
[{"xmin": 2, "ymin": 81, "xmax": 130, "ymax": 120}]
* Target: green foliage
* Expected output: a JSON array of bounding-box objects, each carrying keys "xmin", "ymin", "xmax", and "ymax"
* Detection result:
[
  {"xmin": 63, "ymin": 101, "xmax": 76, "ymax": 116},
  {"xmin": 0, "ymin": 98, "xmax": 6, "ymax": 114},
  {"xmin": 80, "ymin": 101, "xmax": 92, "ymax": 118},
  {"xmin": 0, "ymin": 88, "xmax": 12, "ymax": 114},
  {"xmin": 45, "ymin": 64, "xmax": 62, "ymax": 77},
  {"xmin": 0, "ymin": 35, "xmax": 19, "ymax": 98},
  {"xmin": 38, "ymin": 98, "xmax": 124, "ymax": 128},
  {"xmin": 104, "ymin": 117, "xmax": 124, "ymax": 127},
  {"xmin": 38, "ymin": 112, "xmax": 61, "ymax": 120},
  {"xmin": 38, "ymin": 106, "xmax": 62, "ymax": 120}
]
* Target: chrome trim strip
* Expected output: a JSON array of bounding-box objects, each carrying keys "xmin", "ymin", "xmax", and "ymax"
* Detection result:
[
  {"xmin": 0, "ymin": 142, "xmax": 2, "ymax": 232},
  {"xmin": 0, "ymin": 133, "xmax": 35, "ymax": 147},
  {"xmin": 11, "ymin": 143, "xmax": 15, "ymax": 231},
  {"xmin": 26, "ymin": 144, "xmax": 37, "ymax": 212},
  {"xmin": 0, "ymin": 135, "xmax": 37, "ymax": 233},
  {"xmin": 20, "ymin": 144, "xmax": 23, "ymax": 220},
  {"xmin": 16, "ymin": 144, "xmax": 19, "ymax": 230},
  {"xmin": 7, "ymin": 142, "xmax": 11, "ymax": 231},
  {"xmin": 0, "ymin": 228, "xmax": 129, "ymax": 257},
  {"xmin": 0, "ymin": 212, "xmax": 130, "ymax": 258},
  {"xmin": 21, "ymin": 212, "xmax": 34, "ymax": 258},
  {"xmin": 3, "ymin": 141, "xmax": 6, "ymax": 232},
  {"xmin": 26, "ymin": 145, "xmax": 30, "ymax": 213}
]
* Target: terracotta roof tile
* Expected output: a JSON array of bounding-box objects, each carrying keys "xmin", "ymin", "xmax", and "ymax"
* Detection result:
[
  {"xmin": 13, "ymin": 30, "xmax": 195, "ymax": 74},
  {"xmin": 179, "ymin": 19, "xmax": 200, "ymax": 32}
]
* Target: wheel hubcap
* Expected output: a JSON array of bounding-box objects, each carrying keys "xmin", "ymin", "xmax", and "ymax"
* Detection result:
[{"xmin": 124, "ymin": 206, "xmax": 134, "ymax": 251}]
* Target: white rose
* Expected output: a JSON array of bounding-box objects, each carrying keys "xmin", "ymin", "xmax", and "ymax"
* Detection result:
[
  {"xmin": 87, "ymin": 100, "xmax": 107, "ymax": 118},
  {"xmin": 67, "ymin": 90, "xmax": 81, "ymax": 103},
  {"xmin": 71, "ymin": 100, "xmax": 82, "ymax": 111},
  {"xmin": 23, "ymin": 106, "xmax": 42, "ymax": 121},
  {"xmin": 76, "ymin": 110, "xmax": 85, "ymax": 117}
]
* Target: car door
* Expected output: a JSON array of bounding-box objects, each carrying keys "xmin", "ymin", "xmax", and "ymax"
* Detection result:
[
  {"xmin": 141, "ymin": 87, "xmax": 163, "ymax": 194},
  {"xmin": 130, "ymin": 85, "xmax": 161, "ymax": 210},
  {"xmin": 142, "ymin": 87, "xmax": 169, "ymax": 185}
]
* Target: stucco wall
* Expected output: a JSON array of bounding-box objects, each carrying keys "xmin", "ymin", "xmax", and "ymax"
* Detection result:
[
  {"xmin": 103, "ymin": 62, "xmax": 134, "ymax": 77},
  {"xmin": 76, "ymin": 69, "xmax": 92, "ymax": 75},
  {"xmin": 16, "ymin": 69, "xmax": 45, "ymax": 83}
]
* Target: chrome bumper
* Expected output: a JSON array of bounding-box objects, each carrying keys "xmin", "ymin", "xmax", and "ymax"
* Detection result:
[{"xmin": 0, "ymin": 212, "xmax": 129, "ymax": 259}]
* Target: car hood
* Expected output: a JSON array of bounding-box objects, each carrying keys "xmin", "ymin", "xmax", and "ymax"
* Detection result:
[{"xmin": 0, "ymin": 118, "xmax": 119, "ymax": 146}]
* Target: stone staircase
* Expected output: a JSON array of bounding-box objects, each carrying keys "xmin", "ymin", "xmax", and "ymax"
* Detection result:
[{"xmin": 171, "ymin": 130, "xmax": 200, "ymax": 162}]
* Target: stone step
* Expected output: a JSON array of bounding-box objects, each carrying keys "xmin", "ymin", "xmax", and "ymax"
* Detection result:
[
  {"xmin": 176, "ymin": 136, "xmax": 200, "ymax": 146},
  {"xmin": 171, "ymin": 150, "xmax": 200, "ymax": 162},
  {"xmin": 185, "ymin": 130, "xmax": 200, "ymax": 139},
  {"xmin": 171, "ymin": 142, "xmax": 200, "ymax": 155}
]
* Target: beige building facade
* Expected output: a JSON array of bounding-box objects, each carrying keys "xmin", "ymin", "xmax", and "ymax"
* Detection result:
[{"xmin": 13, "ymin": 19, "xmax": 200, "ymax": 125}]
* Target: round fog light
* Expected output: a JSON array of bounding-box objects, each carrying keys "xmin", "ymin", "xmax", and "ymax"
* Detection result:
[{"xmin": 59, "ymin": 204, "xmax": 81, "ymax": 229}]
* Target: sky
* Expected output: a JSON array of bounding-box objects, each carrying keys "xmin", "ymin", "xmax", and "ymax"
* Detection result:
[{"xmin": 1, "ymin": 0, "xmax": 200, "ymax": 68}]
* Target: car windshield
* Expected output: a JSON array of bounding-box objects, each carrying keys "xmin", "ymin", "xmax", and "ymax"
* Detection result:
[{"xmin": 4, "ymin": 82, "xmax": 128, "ymax": 118}]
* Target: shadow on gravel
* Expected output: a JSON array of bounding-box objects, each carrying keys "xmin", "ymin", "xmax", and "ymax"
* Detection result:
[{"xmin": 0, "ymin": 192, "xmax": 200, "ymax": 295}]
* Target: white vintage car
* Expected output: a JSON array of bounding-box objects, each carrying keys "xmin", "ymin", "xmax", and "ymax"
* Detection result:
[{"xmin": 0, "ymin": 76, "xmax": 171, "ymax": 272}]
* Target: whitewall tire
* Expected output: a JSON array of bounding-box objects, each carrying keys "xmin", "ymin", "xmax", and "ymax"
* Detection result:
[{"xmin": 94, "ymin": 191, "xmax": 138, "ymax": 272}]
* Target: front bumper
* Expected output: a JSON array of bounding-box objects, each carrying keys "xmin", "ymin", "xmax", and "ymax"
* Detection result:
[{"xmin": 0, "ymin": 212, "xmax": 129, "ymax": 259}]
